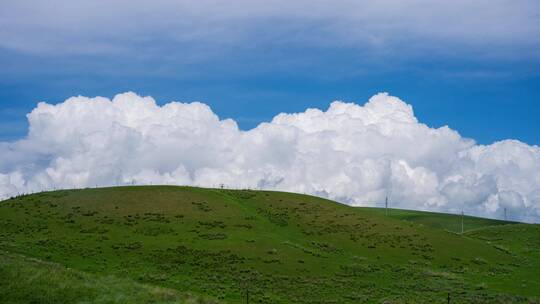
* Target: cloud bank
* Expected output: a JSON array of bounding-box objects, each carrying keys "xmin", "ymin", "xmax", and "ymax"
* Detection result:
[
  {"xmin": 2, "ymin": 1, "xmax": 539, "ymax": 60},
  {"xmin": 1, "ymin": 92, "xmax": 539, "ymax": 222}
]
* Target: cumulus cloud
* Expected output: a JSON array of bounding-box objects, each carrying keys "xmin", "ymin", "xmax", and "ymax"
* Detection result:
[{"xmin": 1, "ymin": 92, "xmax": 540, "ymax": 222}]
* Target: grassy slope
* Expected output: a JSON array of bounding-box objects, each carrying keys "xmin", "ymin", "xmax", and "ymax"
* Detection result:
[
  {"xmin": 362, "ymin": 207, "xmax": 512, "ymax": 233},
  {"xmin": 0, "ymin": 250, "xmax": 214, "ymax": 304},
  {"xmin": 0, "ymin": 186, "xmax": 538, "ymax": 303}
]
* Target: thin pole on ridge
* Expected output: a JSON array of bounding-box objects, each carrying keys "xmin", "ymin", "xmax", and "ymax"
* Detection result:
[{"xmin": 461, "ymin": 210, "xmax": 464, "ymax": 234}]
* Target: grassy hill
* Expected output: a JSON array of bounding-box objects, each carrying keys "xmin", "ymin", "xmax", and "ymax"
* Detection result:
[
  {"xmin": 362, "ymin": 207, "xmax": 512, "ymax": 232},
  {"xmin": 0, "ymin": 186, "xmax": 538, "ymax": 303}
]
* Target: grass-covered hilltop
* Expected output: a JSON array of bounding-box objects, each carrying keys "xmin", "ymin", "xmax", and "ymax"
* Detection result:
[{"xmin": 1, "ymin": 186, "xmax": 539, "ymax": 303}]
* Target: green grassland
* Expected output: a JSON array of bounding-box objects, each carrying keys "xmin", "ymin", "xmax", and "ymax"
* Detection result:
[
  {"xmin": 0, "ymin": 250, "xmax": 214, "ymax": 304},
  {"xmin": 0, "ymin": 186, "xmax": 539, "ymax": 303},
  {"xmin": 362, "ymin": 207, "xmax": 512, "ymax": 232}
]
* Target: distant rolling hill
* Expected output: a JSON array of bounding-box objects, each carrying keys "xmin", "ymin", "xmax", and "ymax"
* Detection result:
[
  {"xmin": 362, "ymin": 207, "xmax": 513, "ymax": 232},
  {"xmin": 0, "ymin": 186, "xmax": 538, "ymax": 303}
]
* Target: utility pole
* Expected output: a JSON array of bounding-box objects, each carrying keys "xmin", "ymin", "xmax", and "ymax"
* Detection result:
[
  {"xmin": 504, "ymin": 208, "xmax": 507, "ymax": 221},
  {"xmin": 461, "ymin": 210, "xmax": 464, "ymax": 234},
  {"xmin": 385, "ymin": 196, "xmax": 388, "ymax": 216}
]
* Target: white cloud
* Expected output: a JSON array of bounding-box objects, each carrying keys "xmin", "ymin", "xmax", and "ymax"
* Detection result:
[{"xmin": 1, "ymin": 92, "xmax": 540, "ymax": 222}]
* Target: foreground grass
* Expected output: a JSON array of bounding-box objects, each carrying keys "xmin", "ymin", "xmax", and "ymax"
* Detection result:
[
  {"xmin": 0, "ymin": 250, "xmax": 215, "ymax": 304},
  {"xmin": 0, "ymin": 186, "xmax": 539, "ymax": 303}
]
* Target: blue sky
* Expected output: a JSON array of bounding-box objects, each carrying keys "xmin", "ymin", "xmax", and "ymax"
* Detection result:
[{"xmin": 1, "ymin": 0, "xmax": 539, "ymax": 145}]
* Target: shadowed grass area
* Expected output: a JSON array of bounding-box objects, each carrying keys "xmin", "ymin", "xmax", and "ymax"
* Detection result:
[
  {"xmin": 0, "ymin": 250, "xmax": 215, "ymax": 304},
  {"xmin": 0, "ymin": 186, "xmax": 538, "ymax": 303}
]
